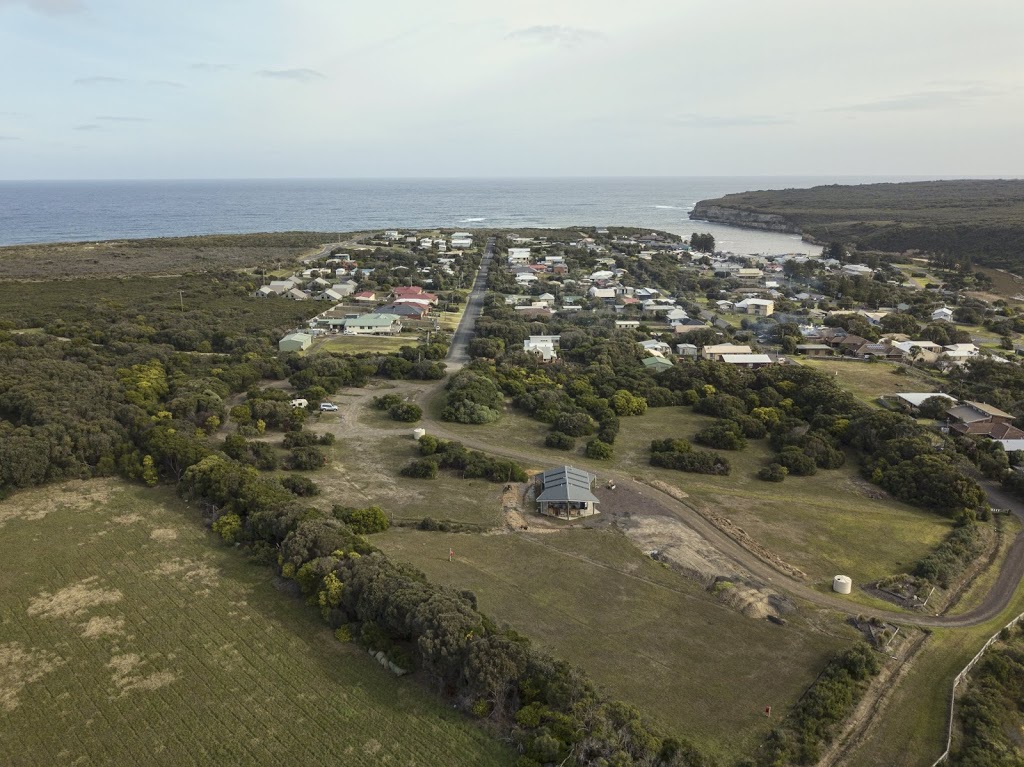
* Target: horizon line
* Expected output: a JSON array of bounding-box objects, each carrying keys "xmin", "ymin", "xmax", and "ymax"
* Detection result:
[{"xmin": 0, "ymin": 173, "xmax": 1014, "ymax": 184}]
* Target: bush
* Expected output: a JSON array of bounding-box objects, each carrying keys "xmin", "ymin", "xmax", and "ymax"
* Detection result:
[
  {"xmin": 914, "ymin": 524, "xmax": 984, "ymax": 587},
  {"xmin": 553, "ymin": 411, "xmax": 597, "ymax": 437},
  {"xmin": 544, "ymin": 431, "xmax": 575, "ymax": 450},
  {"xmin": 694, "ymin": 421, "xmax": 747, "ymax": 451},
  {"xmin": 585, "ymin": 439, "xmax": 613, "ymax": 460},
  {"xmin": 286, "ymin": 446, "xmax": 328, "ymax": 470},
  {"xmin": 777, "ymin": 446, "xmax": 818, "ymax": 476},
  {"xmin": 418, "ymin": 434, "xmax": 439, "ymax": 455},
  {"xmin": 282, "ymin": 431, "xmax": 319, "ymax": 449},
  {"xmin": 388, "ymin": 403, "xmax": 422, "ymax": 422},
  {"xmin": 372, "ymin": 393, "xmax": 404, "ymax": 410},
  {"xmin": 336, "ymin": 505, "xmax": 390, "ymax": 535},
  {"xmin": 650, "ymin": 439, "xmax": 730, "ymax": 475},
  {"xmin": 280, "ymin": 475, "xmax": 320, "ymax": 496},
  {"xmin": 758, "ymin": 463, "xmax": 788, "ymax": 482},
  {"xmin": 401, "ymin": 458, "xmax": 439, "ymax": 479}
]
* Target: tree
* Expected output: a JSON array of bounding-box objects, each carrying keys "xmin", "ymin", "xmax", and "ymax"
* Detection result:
[
  {"xmin": 585, "ymin": 438, "xmax": 613, "ymax": 460},
  {"xmin": 690, "ymin": 233, "xmax": 716, "ymax": 254},
  {"xmin": 610, "ymin": 389, "xmax": 648, "ymax": 416},
  {"xmin": 337, "ymin": 505, "xmax": 390, "ymax": 535},
  {"xmin": 823, "ymin": 241, "xmax": 848, "ymax": 263}
]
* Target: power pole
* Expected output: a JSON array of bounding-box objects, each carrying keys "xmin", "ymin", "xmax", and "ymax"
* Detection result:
[{"xmin": 178, "ymin": 290, "xmax": 184, "ymax": 312}]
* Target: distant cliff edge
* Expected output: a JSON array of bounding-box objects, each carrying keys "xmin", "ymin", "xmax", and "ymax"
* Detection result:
[
  {"xmin": 688, "ymin": 203, "xmax": 801, "ymax": 235},
  {"xmin": 688, "ymin": 180, "xmax": 1024, "ymax": 271}
]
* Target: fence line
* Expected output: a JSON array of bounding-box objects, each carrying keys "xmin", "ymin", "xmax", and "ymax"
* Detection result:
[{"xmin": 930, "ymin": 610, "xmax": 1024, "ymax": 766}]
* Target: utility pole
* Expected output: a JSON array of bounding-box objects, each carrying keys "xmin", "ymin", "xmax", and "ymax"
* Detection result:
[{"xmin": 178, "ymin": 290, "xmax": 184, "ymax": 312}]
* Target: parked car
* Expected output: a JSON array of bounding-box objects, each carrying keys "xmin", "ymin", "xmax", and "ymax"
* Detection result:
[{"xmin": 319, "ymin": 402, "xmax": 339, "ymax": 412}]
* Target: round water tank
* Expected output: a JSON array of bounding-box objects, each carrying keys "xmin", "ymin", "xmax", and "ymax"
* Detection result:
[
  {"xmin": 412, "ymin": 428, "xmax": 426, "ymax": 440},
  {"xmin": 833, "ymin": 575, "xmax": 853, "ymax": 595}
]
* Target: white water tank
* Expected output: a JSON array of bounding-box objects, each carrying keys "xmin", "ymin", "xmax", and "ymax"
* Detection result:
[
  {"xmin": 412, "ymin": 428, "xmax": 426, "ymax": 440},
  {"xmin": 833, "ymin": 575, "xmax": 853, "ymax": 595}
]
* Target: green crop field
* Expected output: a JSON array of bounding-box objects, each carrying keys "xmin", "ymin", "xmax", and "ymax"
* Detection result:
[
  {"xmin": 0, "ymin": 480, "xmax": 512, "ymax": 767},
  {"xmin": 376, "ymin": 526, "xmax": 848, "ymax": 763}
]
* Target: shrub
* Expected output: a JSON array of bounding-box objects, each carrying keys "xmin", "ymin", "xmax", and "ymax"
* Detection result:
[
  {"xmin": 777, "ymin": 446, "xmax": 818, "ymax": 476},
  {"xmin": 544, "ymin": 431, "xmax": 575, "ymax": 450},
  {"xmin": 212, "ymin": 513, "xmax": 242, "ymax": 543},
  {"xmin": 650, "ymin": 439, "xmax": 730, "ymax": 475},
  {"xmin": 372, "ymin": 393, "xmax": 404, "ymax": 410},
  {"xmin": 418, "ymin": 434, "xmax": 439, "ymax": 455},
  {"xmin": 694, "ymin": 421, "xmax": 747, "ymax": 451},
  {"xmin": 585, "ymin": 439, "xmax": 613, "ymax": 460},
  {"xmin": 388, "ymin": 403, "xmax": 422, "ymax": 422},
  {"xmin": 553, "ymin": 411, "xmax": 597, "ymax": 437},
  {"xmin": 758, "ymin": 464, "xmax": 788, "ymax": 482},
  {"xmin": 283, "ymin": 431, "xmax": 319, "ymax": 449},
  {"xmin": 280, "ymin": 475, "xmax": 320, "ymax": 496},
  {"xmin": 286, "ymin": 446, "xmax": 328, "ymax": 470},
  {"xmin": 401, "ymin": 458, "xmax": 439, "ymax": 479},
  {"xmin": 337, "ymin": 505, "xmax": 390, "ymax": 535}
]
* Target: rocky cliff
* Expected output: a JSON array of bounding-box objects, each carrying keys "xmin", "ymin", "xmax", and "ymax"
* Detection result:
[{"xmin": 689, "ymin": 203, "xmax": 800, "ymax": 234}]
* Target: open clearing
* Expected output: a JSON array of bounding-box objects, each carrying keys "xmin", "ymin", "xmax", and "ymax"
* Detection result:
[
  {"xmin": 0, "ymin": 480, "xmax": 511, "ymax": 767},
  {"xmin": 311, "ymin": 333, "xmax": 416, "ymax": 355},
  {"xmin": 376, "ymin": 526, "xmax": 848, "ymax": 763},
  {"xmin": 428, "ymin": 396, "xmax": 952, "ymax": 591},
  {"xmin": 797, "ymin": 358, "xmax": 945, "ymax": 405}
]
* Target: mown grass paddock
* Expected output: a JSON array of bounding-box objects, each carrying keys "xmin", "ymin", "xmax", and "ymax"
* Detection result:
[
  {"xmin": 0, "ymin": 480, "xmax": 512, "ymax": 767},
  {"xmin": 377, "ymin": 526, "xmax": 848, "ymax": 764}
]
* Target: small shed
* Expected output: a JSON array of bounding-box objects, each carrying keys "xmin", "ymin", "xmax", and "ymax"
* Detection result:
[
  {"xmin": 536, "ymin": 466, "xmax": 600, "ymax": 519},
  {"xmin": 279, "ymin": 332, "xmax": 312, "ymax": 352}
]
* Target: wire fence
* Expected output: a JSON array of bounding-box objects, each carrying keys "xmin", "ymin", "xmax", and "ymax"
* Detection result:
[{"xmin": 930, "ymin": 610, "xmax": 1024, "ymax": 766}]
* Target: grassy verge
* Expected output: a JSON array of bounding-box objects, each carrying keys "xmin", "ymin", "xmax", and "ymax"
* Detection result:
[
  {"xmin": 311, "ymin": 334, "xmax": 415, "ymax": 355},
  {"xmin": 847, "ymin": 575, "xmax": 1024, "ymax": 767},
  {"xmin": 796, "ymin": 358, "xmax": 945, "ymax": 406}
]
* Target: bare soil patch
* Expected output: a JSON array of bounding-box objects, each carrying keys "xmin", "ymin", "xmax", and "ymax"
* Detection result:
[
  {"xmin": 27, "ymin": 577, "xmax": 123, "ymax": 620},
  {"xmin": 0, "ymin": 642, "xmax": 66, "ymax": 712}
]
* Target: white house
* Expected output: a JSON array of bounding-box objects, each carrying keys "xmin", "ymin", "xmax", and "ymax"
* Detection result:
[
  {"xmin": 702, "ymin": 343, "xmax": 754, "ymax": 361},
  {"xmin": 508, "ymin": 248, "xmax": 532, "ymax": 264},
  {"xmin": 641, "ymin": 339, "xmax": 671, "ymax": 356},
  {"xmin": 721, "ymin": 353, "xmax": 773, "ymax": 368},
  {"xmin": 344, "ymin": 313, "xmax": 403, "ymax": 336},
  {"xmin": 524, "ymin": 335, "xmax": 560, "ymax": 362},
  {"xmin": 451, "ymin": 237, "xmax": 473, "ymax": 249},
  {"xmin": 734, "ymin": 298, "xmax": 774, "ymax": 317},
  {"xmin": 932, "ymin": 307, "xmax": 955, "ymax": 322}
]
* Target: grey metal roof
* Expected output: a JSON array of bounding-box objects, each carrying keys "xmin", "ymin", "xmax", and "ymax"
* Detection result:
[{"xmin": 537, "ymin": 466, "xmax": 599, "ymax": 504}]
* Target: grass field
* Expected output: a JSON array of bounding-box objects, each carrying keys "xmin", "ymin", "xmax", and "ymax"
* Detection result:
[
  {"xmin": 311, "ymin": 333, "xmax": 415, "ymax": 355},
  {"xmin": 0, "ymin": 480, "xmax": 512, "ymax": 767},
  {"xmin": 431, "ymin": 395, "xmax": 952, "ymax": 589},
  {"xmin": 797, "ymin": 358, "xmax": 945, "ymax": 405},
  {"xmin": 376, "ymin": 526, "xmax": 849, "ymax": 763}
]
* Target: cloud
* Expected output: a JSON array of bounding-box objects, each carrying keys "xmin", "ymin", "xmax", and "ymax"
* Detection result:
[
  {"xmin": 0, "ymin": 111, "xmax": 27, "ymax": 118},
  {"xmin": 73, "ymin": 75, "xmax": 127, "ymax": 86},
  {"xmin": 824, "ymin": 86, "xmax": 995, "ymax": 113},
  {"xmin": 669, "ymin": 113, "xmax": 792, "ymax": 128},
  {"xmin": 0, "ymin": 135, "xmax": 21, "ymax": 141},
  {"xmin": 0, "ymin": 0, "xmax": 84, "ymax": 15},
  {"xmin": 73, "ymin": 76, "xmax": 183, "ymax": 89},
  {"xmin": 190, "ymin": 62, "xmax": 230, "ymax": 72},
  {"xmin": 506, "ymin": 25, "xmax": 602, "ymax": 48},
  {"xmin": 96, "ymin": 115, "xmax": 150, "ymax": 123},
  {"xmin": 73, "ymin": 124, "xmax": 100, "ymax": 131},
  {"xmin": 257, "ymin": 68, "xmax": 326, "ymax": 82}
]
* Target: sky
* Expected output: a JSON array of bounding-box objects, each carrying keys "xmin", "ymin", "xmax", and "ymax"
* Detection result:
[{"xmin": 0, "ymin": 0, "xmax": 1022, "ymax": 179}]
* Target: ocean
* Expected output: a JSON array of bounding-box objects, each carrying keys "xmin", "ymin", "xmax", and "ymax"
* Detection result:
[{"xmin": 0, "ymin": 176, "xmax": 928, "ymax": 255}]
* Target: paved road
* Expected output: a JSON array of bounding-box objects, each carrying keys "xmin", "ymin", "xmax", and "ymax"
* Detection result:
[{"xmin": 446, "ymin": 237, "xmax": 494, "ymax": 371}]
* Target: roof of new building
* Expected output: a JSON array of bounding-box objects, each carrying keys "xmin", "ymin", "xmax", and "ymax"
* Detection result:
[
  {"xmin": 895, "ymin": 392, "xmax": 956, "ymax": 407},
  {"xmin": 537, "ymin": 466, "xmax": 600, "ymax": 504},
  {"xmin": 965, "ymin": 401, "xmax": 1014, "ymax": 419},
  {"xmin": 347, "ymin": 313, "xmax": 400, "ymax": 327},
  {"xmin": 721, "ymin": 354, "xmax": 773, "ymax": 364}
]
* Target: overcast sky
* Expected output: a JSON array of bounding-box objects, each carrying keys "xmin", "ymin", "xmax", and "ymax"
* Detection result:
[{"xmin": 0, "ymin": 0, "xmax": 1021, "ymax": 179}]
